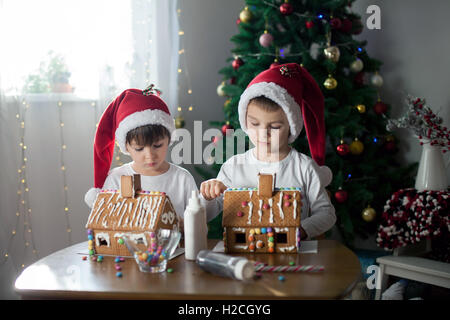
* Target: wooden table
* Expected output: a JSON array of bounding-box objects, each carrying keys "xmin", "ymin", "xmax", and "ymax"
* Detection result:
[{"xmin": 15, "ymin": 240, "xmax": 361, "ymax": 300}]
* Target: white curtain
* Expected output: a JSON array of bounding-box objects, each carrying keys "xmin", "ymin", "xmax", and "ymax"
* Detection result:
[{"xmin": 0, "ymin": 0, "xmax": 179, "ymax": 299}]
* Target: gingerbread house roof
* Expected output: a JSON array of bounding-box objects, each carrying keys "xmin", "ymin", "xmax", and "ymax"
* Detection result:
[
  {"xmin": 222, "ymin": 187, "xmax": 302, "ymax": 228},
  {"xmin": 85, "ymin": 190, "xmax": 176, "ymax": 232}
]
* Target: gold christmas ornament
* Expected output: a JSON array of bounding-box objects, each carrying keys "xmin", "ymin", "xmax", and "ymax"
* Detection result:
[
  {"xmin": 217, "ymin": 81, "xmax": 226, "ymax": 97},
  {"xmin": 175, "ymin": 115, "xmax": 185, "ymax": 129},
  {"xmin": 349, "ymin": 138, "xmax": 364, "ymax": 155},
  {"xmin": 323, "ymin": 46, "xmax": 340, "ymax": 63},
  {"xmin": 323, "ymin": 75, "xmax": 338, "ymax": 90},
  {"xmin": 362, "ymin": 205, "xmax": 376, "ymax": 222},
  {"xmin": 350, "ymin": 58, "xmax": 364, "ymax": 73},
  {"xmin": 239, "ymin": 7, "xmax": 252, "ymax": 23},
  {"xmin": 356, "ymin": 104, "xmax": 366, "ymax": 113},
  {"xmin": 371, "ymin": 72, "xmax": 384, "ymax": 87}
]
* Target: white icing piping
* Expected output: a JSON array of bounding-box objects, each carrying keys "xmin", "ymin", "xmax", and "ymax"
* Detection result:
[
  {"xmin": 269, "ymin": 198, "xmax": 274, "ymax": 223},
  {"xmin": 293, "ymin": 198, "xmax": 298, "ymax": 220},
  {"xmin": 274, "ymin": 227, "xmax": 289, "ymax": 232},
  {"xmin": 232, "ymin": 227, "xmax": 246, "ymax": 232},
  {"xmin": 279, "ymin": 245, "xmax": 296, "ymax": 252},
  {"xmin": 278, "ymin": 192, "xmax": 285, "ymax": 220},
  {"xmin": 95, "ymin": 232, "xmax": 110, "ymax": 247},
  {"xmin": 258, "ymin": 199, "xmax": 263, "ymax": 222},
  {"xmin": 234, "ymin": 245, "xmax": 248, "ymax": 250}
]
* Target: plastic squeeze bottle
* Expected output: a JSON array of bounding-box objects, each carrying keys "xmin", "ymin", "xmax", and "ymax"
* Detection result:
[
  {"xmin": 184, "ymin": 190, "xmax": 207, "ymax": 260},
  {"xmin": 196, "ymin": 250, "xmax": 255, "ymax": 281}
]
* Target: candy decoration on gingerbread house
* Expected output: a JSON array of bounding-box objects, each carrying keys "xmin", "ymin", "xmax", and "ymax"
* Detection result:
[
  {"xmin": 85, "ymin": 174, "xmax": 179, "ymax": 257},
  {"xmin": 222, "ymin": 173, "xmax": 302, "ymax": 253}
]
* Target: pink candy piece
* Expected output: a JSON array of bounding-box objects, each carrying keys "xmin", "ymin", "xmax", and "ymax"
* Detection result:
[
  {"xmin": 119, "ymin": 257, "xmax": 125, "ymax": 262},
  {"xmin": 237, "ymin": 211, "xmax": 243, "ymax": 217},
  {"xmin": 241, "ymin": 201, "xmax": 248, "ymax": 207},
  {"xmin": 284, "ymin": 201, "xmax": 291, "ymax": 207},
  {"xmin": 283, "ymin": 194, "xmax": 291, "ymax": 200},
  {"xmin": 115, "ymin": 264, "xmax": 122, "ymax": 271},
  {"xmin": 263, "ymin": 204, "xmax": 270, "ymax": 210}
]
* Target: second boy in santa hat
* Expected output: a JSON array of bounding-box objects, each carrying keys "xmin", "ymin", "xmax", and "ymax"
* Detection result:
[{"xmin": 201, "ymin": 63, "xmax": 336, "ymax": 240}]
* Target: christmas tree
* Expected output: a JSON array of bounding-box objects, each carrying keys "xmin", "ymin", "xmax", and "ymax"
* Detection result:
[{"xmin": 198, "ymin": 0, "xmax": 417, "ymax": 246}]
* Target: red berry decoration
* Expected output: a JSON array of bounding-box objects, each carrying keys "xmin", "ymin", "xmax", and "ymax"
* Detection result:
[
  {"xmin": 334, "ymin": 189, "xmax": 348, "ymax": 203},
  {"xmin": 232, "ymin": 57, "xmax": 244, "ymax": 70},
  {"xmin": 279, "ymin": 2, "xmax": 293, "ymax": 16},
  {"xmin": 373, "ymin": 101, "xmax": 388, "ymax": 115},
  {"xmin": 221, "ymin": 123, "xmax": 233, "ymax": 135},
  {"xmin": 305, "ymin": 20, "xmax": 314, "ymax": 29},
  {"xmin": 230, "ymin": 77, "xmax": 236, "ymax": 85},
  {"xmin": 336, "ymin": 141, "xmax": 350, "ymax": 156},
  {"xmin": 236, "ymin": 18, "xmax": 241, "ymax": 25},
  {"xmin": 339, "ymin": 18, "xmax": 352, "ymax": 33},
  {"xmin": 330, "ymin": 17, "xmax": 342, "ymax": 29}
]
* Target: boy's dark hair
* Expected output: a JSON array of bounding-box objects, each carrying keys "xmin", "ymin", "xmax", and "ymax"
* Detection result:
[
  {"xmin": 248, "ymin": 96, "xmax": 281, "ymax": 112},
  {"xmin": 125, "ymin": 124, "xmax": 171, "ymax": 146}
]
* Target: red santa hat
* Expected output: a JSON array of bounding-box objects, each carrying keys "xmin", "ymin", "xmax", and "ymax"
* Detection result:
[
  {"xmin": 84, "ymin": 85, "xmax": 175, "ymax": 207},
  {"xmin": 238, "ymin": 63, "xmax": 332, "ymax": 186}
]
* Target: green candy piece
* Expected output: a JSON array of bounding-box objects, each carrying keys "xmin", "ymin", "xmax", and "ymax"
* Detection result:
[
  {"xmin": 268, "ymin": 236, "xmax": 274, "ymax": 242},
  {"xmin": 289, "ymin": 261, "xmax": 295, "ymax": 266},
  {"xmin": 89, "ymin": 249, "xmax": 94, "ymax": 255},
  {"xmin": 167, "ymin": 268, "xmax": 173, "ymax": 273},
  {"xmin": 118, "ymin": 238, "xmax": 124, "ymax": 245}
]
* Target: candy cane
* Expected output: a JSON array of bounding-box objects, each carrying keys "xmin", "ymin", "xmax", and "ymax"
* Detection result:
[{"xmin": 253, "ymin": 262, "xmax": 324, "ymax": 272}]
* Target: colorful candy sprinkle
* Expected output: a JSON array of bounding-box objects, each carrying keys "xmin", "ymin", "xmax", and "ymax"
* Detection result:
[
  {"xmin": 289, "ymin": 261, "xmax": 295, "ymax": 266},
  {"xmin": 82, "ymin": 256, "xmax": 87, "ymax": 261},
  {"xmin": 118, "ymin": 238, "xmax": 124, "ymax": 245},
  {"xmin": 167, "ymin": 268, "xmax": 173, "ymax": 273},
  {"xmin": 114, "ymin": 257, "xmax": 121, "ymax": 263},
  {"xmin": 115, "ymin": 264, "xmax": 121, "ymax": 271},
  {"xmin": 116, "ymin": 272, "xmax": 123, "ymax": 278},
  {"xmin": 97, "ymin": 255, "xmax": 103, "ymax": 262},
  {"xmin": 278, "ymin": 275, "xmax": 285, "ymax": 281}
]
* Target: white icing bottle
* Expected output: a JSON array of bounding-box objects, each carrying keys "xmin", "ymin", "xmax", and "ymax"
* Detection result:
[{"xmin": 184, "ymin": 190, "xmax": 207, "ymax": 260}]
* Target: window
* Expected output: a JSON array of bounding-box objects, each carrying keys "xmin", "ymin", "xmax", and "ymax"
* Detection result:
[
  {"xmin": 0, "ymin": 0, "xmax": 135, "ymax": 98},
  {"xmin": 235, "ymin": 233, "xmax": 246, "ymax": 244},
  {"xmin": 275, "ymin": 233, "xmax": 287, "ymax": 244}
]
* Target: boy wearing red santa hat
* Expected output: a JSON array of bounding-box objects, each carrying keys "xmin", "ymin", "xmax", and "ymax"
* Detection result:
[
  {"xmin": 85, "ymin": 85, "xmax": 214, "ymax": 222},
  {"xmin": 200, "ymin": 63, "xmax": 336, "ymax": 240}
]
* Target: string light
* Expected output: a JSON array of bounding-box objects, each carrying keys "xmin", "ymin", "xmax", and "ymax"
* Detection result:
[
  {"xmin": 1, "ymin": 98, "xmax": 39, "ymax": 271},
  {"xmin": 56, "ymin": 101, "xmax": 72, "ymax": 245}
]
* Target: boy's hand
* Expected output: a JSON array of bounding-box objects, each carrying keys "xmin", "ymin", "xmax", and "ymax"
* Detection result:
[{"xmin": 200, "ymin": 179, "xmax": 227, "ymax": 200}]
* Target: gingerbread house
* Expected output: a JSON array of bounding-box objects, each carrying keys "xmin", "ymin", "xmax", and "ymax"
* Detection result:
[
  {"xmin": 222, "ymin": 173, "xmax": 302, "ymax": 253},
  {"xmin": 85, "ymin": 175, "xmax": 179, "ymax": 256}
]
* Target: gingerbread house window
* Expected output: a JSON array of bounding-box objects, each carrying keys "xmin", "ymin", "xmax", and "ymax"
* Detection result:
[
  {"xmin": 235, "ymin": 233, "xmax": 246, "ymax": 243},
  {"xmin": 135, "ymin": 236, "xmax": 145, "ymax": 245},
  {"xmin": 276, "ymin": 233, "xmax": 287, "ymax": 244},
  {"xmin": 96, "ymin": 235, "xmax": 109, "ymax": 247}
]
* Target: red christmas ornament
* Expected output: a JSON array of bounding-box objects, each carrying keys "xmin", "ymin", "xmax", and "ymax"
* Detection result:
[
  {"xmin": 212, "ymin": 136, "xmax": 221, "ymax": 145},
  {"xmin": 354, "ymin": 72, "xmax": 365, "ymax": 87},
  {"xmin": 279, "ymin": 2, "xmax": 293, "ymax": 16},
  {"xmin": 232, "ymin": 57, "xmax": 244, "ymax": 70},
  {"xmin": 221, "ymin": 123, "xmax": 234, "ymax": 135},
  {"xmin": 330, "ymin": 17, "xmax": 342, "ymax": 29},
  {"xmin": 236, "ymin": 18, "xmax": 241, "ymax": 25},
  {"xmin": 334, "ymin": 189, "xmax": 348, "ymax": 203},
  {"xmin": 337, "ymin": 142, "xmax": 350, "ymax": 156},
  {"xmin": 384, "ymin": 141, "xmax": 396, "ymax": 153},
  {"xmin": 230, "ymin": 77, "xmax": 236, "ymax": 85},
  {"xmin": 339, "ymin": 18, "xmax": 352, "ymax": 33},
  {"xmin": 305, "ymin": 20, "xmax": 314, "ymax": 29},
  {"xmin": 270, "ymin": 60, "xmax": 281, "ymax": 68},
  {"xmin": 352, "ymin": 19, "xmax": 363, "ymax": 34},
  {"xmin": 373, "ymin": 101, "xmax": 388, "ymax": 115}
]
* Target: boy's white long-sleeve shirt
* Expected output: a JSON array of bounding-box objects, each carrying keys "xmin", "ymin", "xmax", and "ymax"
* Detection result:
[
  {"xmin": 86, "ymin": 162, "xmax": 217, "ymax": 222},
  {"xmin": 210, "ymin": 148, "xmax": 336, "ymax": 239}
]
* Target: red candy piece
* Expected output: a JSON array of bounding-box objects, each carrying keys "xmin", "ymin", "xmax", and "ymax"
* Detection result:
[
  {"xmin": 263, "ymin": 203, "xmax": 270, "ymax": 210},
  {"xmin": 284, "ymin": 201, "xmax": 291, "ymax": 207},
  {"xmin": 283, "ymin": 194, "xmax": 291, "ymax": 200},
  {"xmin": 237, "ymin": 211, "xmax": 244, "ymax": 217},
  {"xmin": 241, "ymin": 201, "xmax": 248, "ymax": 207},
  {"xmin": 82, "ymin": 256, "xmax": 87, "ymax": 261}
]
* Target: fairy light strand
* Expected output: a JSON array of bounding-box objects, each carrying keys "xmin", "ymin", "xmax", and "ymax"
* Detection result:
[{"xmin": 57, "ymin": 101, "xmax": 73, "ymax": 244}]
